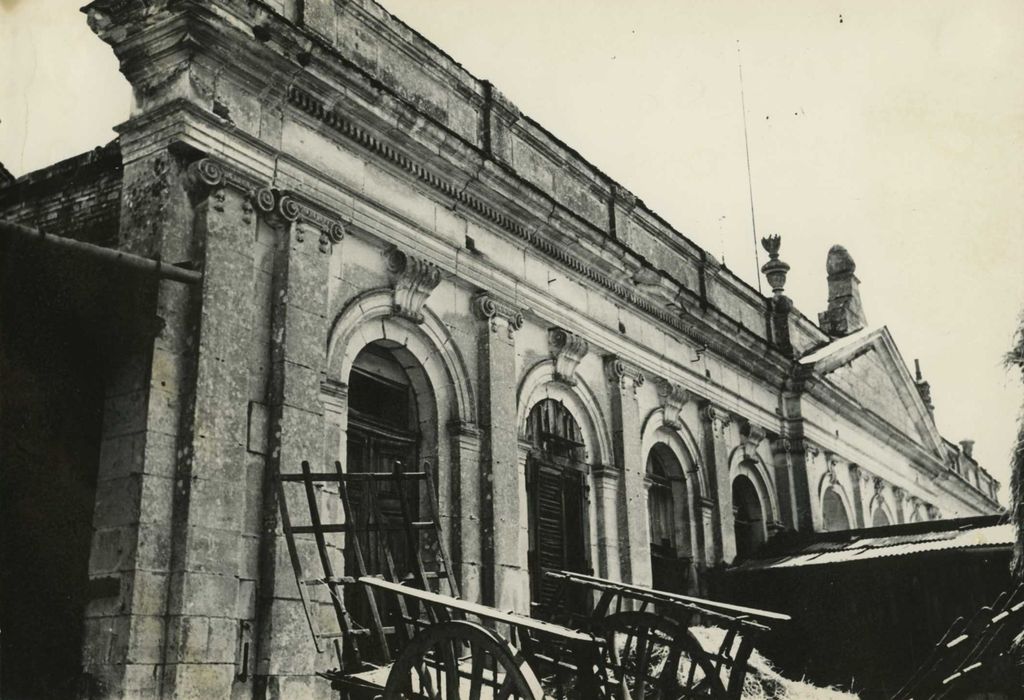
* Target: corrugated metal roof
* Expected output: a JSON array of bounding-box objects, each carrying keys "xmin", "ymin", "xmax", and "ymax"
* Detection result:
[{"xmin": 733, "ymin": 524, "xmax": 1013, "ymax": 572}]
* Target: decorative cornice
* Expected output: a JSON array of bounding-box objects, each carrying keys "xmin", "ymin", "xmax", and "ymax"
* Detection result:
[
  {"xmin": 285, "ymin": 85, "xmax": 791, "ymax": 377},
  {"xmin": 472, "ymin": 291, "xmax": 525, "ymax": 338},
  {"xmin": 548, "ymin": 327, "xmax": 589, "ymax": 385},
  {"xmin": 656, "ymin": 379, "xmax": 690, "ymax": 430},
  {"xmin": 604, "ymin": 355, "xmax": 645, "ymax": 393},
  {"xmin": 385, "ymin": 245, "xmax": 442, "ymax": 323}
]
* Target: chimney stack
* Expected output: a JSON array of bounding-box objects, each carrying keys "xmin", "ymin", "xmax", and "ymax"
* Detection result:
[
  {"xmin": 818, "ymin": 245, "xmax": 867, "ymax": 337},
  {"xmin": 959, "ymin": 439, "xmax": 975, "ymax": 459}
]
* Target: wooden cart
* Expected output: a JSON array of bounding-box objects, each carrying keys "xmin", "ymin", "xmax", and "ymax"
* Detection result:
[{"xmin": 277, "ymin": 460, "xmax": 788, "ymax": 699}]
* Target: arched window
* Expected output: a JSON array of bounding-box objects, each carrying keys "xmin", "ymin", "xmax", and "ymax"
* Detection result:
[
  {"xmin": 871, "ymin": 506, "xmax": 891, "ymax": 527},
  {"xmin": 646, "ymin": 444, "xmax": 691, "ymax": 593},
  {"xmin": 821, "ymin": 487, "xmax": 851, "ymax": 532},
  {"xmin": 732, "ymin": 474, "xmax": 765, "ymax": 559},
  {"xmin": 525, "ymin": 399, "xmax": 589, "ymax": 615}
]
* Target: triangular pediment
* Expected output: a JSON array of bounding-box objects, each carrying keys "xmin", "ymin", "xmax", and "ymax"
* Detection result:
[{"xmin": 799, "ymin": 327, "xmax": 946, "ymax": 456}]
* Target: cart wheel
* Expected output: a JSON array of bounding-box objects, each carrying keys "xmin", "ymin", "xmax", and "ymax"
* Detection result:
[
  {"xmin": 382, "ymin": 620, "xmax": 544, "ymax": 700},
  {"xmin": 599, "ymin": 611, "xmax": 726, "ymax": 699}
]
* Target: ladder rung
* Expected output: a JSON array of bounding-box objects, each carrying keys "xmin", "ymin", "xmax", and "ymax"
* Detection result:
[
  {"xmin": 289, "ymin": 524, "xmax": 350, "ymax": 534},
  {"xmin": 303, "ymin": 576, "xmax": 356, "ymax": 586},
  {"xmin": 280, "ymin": 471, "xmax": 428, "ymax": 482}
]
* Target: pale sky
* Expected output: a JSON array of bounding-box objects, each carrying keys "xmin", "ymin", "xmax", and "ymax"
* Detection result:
[{"xmin": 2, "ymin": 0, "xmax": 1022, "ymax": 500}]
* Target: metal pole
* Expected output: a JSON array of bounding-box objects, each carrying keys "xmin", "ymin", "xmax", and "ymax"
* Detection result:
[{"xmin": 0, "ymin": 219, "xmax": 202, "ymax": 285}]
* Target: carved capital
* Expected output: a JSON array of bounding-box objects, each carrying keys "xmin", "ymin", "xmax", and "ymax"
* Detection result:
[
  {"xmin": 892, "ymin": 486, "xmax": 906, "ymax": 503},
  {"xmin": 805, "ymin": 444, "xmax": 821, "ymax": 460},
  {"xmin": 604, "ymin": 355, "xmax": 645, "ymax": 393},
  {"xmin": 473, "ymin": 292, "xmax": 525, "ymax": 337},
  {"xmin": 248, "ymin": 186, "xmax": 345, "ymax": 252},
  {"xmin": 591, "ymin": 463, "xmax": 620, "ymax": 483},
  {"xmin": 548, "ymin": 327, "xmax": 589, "ymax": 385},
  {"xmin": 385, "ymin": 246, "xmax": 442, "ymax": 323},
  {"xmin": 656, "ymin": 379, "xmax": 690, "ymax": 430},
  {"xmin": 873, "ymin": 476, "xmax": 885, "ymax": 496}
]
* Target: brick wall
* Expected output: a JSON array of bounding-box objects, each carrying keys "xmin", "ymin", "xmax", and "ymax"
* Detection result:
[{"xmin": 0, "ymin": 140, "xmax": 122, "ymax": 246}]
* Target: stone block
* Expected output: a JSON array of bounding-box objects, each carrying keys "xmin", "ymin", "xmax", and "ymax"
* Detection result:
[
  {"xmin": 187, "ymin": 525, "xmax": 243, "ymax": 576},
  {"xmin": 247, "ymin": 401, "xmax": 269, "ymax": 455},
  {"xmin": 135, "ymin": 521, "xmax": 173, "ymax": 571},
  {"xmin": 146, "ymin": 382, "xmax": 182, "ymax": 438},
  {"xmin": 181, "ymin": 571, "xmax": 239, "ymax": 618},
  {"xmin": 263, "ymin": 599, "xmax": 317, "ymax": 676},
  {"xmin": 188, "ymin": 477, "xmax": 245, "ymax": 533},
  {"xmin": 96, "ymin": 434, "xmax": 144, "ymax": 482},
  {"xmin": 301, "ymin": 0, "xmax": 335, "ymax": 40},
  {"xmin": 280, "ymin": 360, "xmax": 324, "ymax": 412},
  {"xmin": 93, "ymin": 475, "xmax": 142, "ymax": 529},
  {"xmin": 150, "ymin": 347, "xmax": 188, "ymax": 396},
  {"xmin": 165, "ymin": 662, "xmax": 235, "ymax": 700},
  {"xmin": 131, "ymin": 570, "xmax": 169, "ymax": 616},
  {"xmin": 276, "ymin": 405, "xmax": 327, "ymax": 473},
  {"xmin": 138, "ymin": 474, "xmax": 175, "ymax": 525},
  {"xmin": 121, "ymin": 663, "xmax": 161, "ymax": 698},
  {"xmin": 89, "ymin": 526, "xmax": 136, "ymax": 575},
  {"xmin": 191, "ymin": 435, "xmax": 246, "ymax": 483},
  {"xmin": 102, "ymin": 389, "xmax": 148, "ymax": 438},
  {"xmin": 127, "ymin": 614, "xmax": 165, "ymax": 664},
  {"xmin": 284, "ymin": 239, "xmax": 331, "ymax": 314},
  {"xmin": 143, "ymin": 430, "xmax": 179, "ymax": 478}
]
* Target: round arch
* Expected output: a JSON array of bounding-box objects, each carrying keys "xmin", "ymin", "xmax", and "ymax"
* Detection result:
[
  {"xmin": 640, "ymin": 408, "xmax": 708, "ymax": 498},
  {"xmin": 870, "ymin": 495, "xmax": 895, "ymax": 527},
  {"xmin": 816, "ymin": 475, "xmax": 854, "ymax": 532},
  {"xmin": 727, "ymin": 447, "xmax": 779, "ymax": 525},
  {"xmin": 516, "ymin": 359, "xmax": 610, "ymax": 466},
  {"xmin": 326, "ymin": 289, "xmax": 475, "ymax": 424}
]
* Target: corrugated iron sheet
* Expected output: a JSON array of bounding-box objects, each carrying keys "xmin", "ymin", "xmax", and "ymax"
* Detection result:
[{"xmin": 734, "ymin": 524, "xmax": 1013, "ymax": 571}]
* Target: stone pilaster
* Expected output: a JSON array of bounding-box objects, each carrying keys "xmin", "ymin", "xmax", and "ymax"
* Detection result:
[
  {"xmin": 850, "ymin": 465, "xmax": 869, "ymax": 527},
  {"xmin": 159, "ymin": 160, "xmax": 259, "ymax": 698},
  {"xmin": 81, "ymin": 146, "xmax": 198, "ymax": 698},
  {"xmin": 698, "ymin": 401, "xmax": 733, "ymax": 563},
  {"xmin": 768, "ymin": 436, "xmax": 806, "ymax": 532},
  {"xmin": 778, "ymin": 367, "xmax": 814, "ymax": 532},
  {"xmin": 473, "ymin": 292, "xmax": 528, "ymax": 613},
  {"xmin": 591, "ymin": 463, "xmax": 623, "ymax": 581},
  {"xmin": 448, "ymin": 420, "xmax": 483, "ymax": 603},
  {"xmin": 605, "ymin": 355, "xmax": 650, "ymax": 585},
  {"xmin": 255, "ymin": 189, "xmax": 339, "ymax": 698}
]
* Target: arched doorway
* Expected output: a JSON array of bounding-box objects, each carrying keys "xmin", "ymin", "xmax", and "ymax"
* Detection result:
[
  {"xmin": 525, "ymin": 398, "xmax": 590, "ymax": 616},
  {"xmin": 732, "ymin": 474, "xmax": 765, "ymax": 559},
  {"xmin": 646, "ymin": 444, "xmax": 691, "ymax": 594},
  {"xmin": 344, "ymin": 341, "xmax": 435, "ymax": 635},
  {"xmin": 821, "ymin": 486, "xmax": 851, "ymax": 532}
]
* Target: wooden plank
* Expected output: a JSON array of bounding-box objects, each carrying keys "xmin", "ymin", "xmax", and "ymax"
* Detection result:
[
  {"xmin": 548, "ymin": 570, "xmax": 791, "ymax": 622},
  {"xmin": 359, "ymin": 577, "xmax": 595, "ymax": 643}
]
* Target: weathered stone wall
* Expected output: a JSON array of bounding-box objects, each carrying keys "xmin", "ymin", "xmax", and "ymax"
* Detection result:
[{"xmin": 0, "ymin": 0, "xmax": 996, "ymax": 696}]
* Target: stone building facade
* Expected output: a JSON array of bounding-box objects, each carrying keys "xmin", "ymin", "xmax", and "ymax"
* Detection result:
[{"xmin": 0, "ymin": 0, "xmax": 1001, "ymax": 697}]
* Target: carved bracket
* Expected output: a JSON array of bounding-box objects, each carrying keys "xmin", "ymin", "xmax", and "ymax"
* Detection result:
[
  {"xmin": 604, "ymin": 355, "xmax": 645, "ymax": 393},
  {"xmin": 385, "ymin": 246, "xmax": 441, "ymax": 323},
  {"xmin": 700, "ymin": 402, "xmax": 732, "ymax": 437},
  {"xmin": 473, "ymin": 292, "xmax": 525, "ymax": 338},
  {"xmin": 548, "ymin": 327, "xmax": 589, "ymax": 385},
  {"xmin": 656, "ymin": 379, "xmax": 690, "ymax": 430},
  {"xmin": 739, "ymin": 419, "xmax": 767, "ymax": 458}
]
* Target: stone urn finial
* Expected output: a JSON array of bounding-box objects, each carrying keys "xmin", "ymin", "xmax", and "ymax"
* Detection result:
[{"xmin": 760, "ymin": 234, "xmax": 790, "ymax": 297}]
